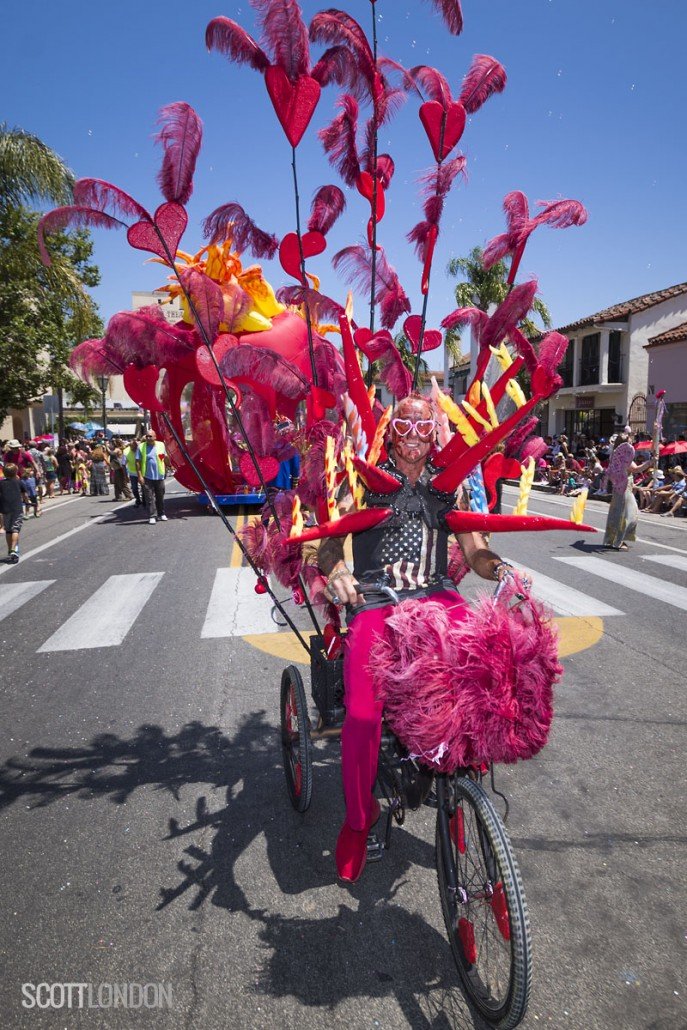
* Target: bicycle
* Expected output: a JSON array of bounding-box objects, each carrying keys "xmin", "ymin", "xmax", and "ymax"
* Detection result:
[{"xmin": 280, "ymin": 583, "xmax": 533, "ymax": 1029}]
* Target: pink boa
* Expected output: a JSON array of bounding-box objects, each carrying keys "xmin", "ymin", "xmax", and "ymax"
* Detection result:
[{"xmin": 369, "ymin": 576, "xmax": 561, "ymax": 771}]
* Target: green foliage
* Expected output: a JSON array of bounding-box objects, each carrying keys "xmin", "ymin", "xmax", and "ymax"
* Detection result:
[
  {"xmin": 445, "ymin": 246, "xmax": 552, "ymax": 354},
  {"xmin": 0, "ymin": 126, "xmax": 102, "ymax": 422}
]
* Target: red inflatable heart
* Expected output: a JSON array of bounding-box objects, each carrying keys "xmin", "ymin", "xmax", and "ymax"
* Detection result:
[
  {"xmin": 403, "ymin": 315, "xmax": 442, "ymax": 354},
  {"xmin": 353, "ymin": 326, "xmax": 394, "ymax": 361},
  {"xmin": 265, "ymin": 66, "xmax": 321, "ymax": 148},
  {"xmin": 194, "ymin": 334, "xmax": 238, "ymax": 387},
  {"xmin": 123, "ymin": 364, "xmax": 163, "ymax": 412},
  {"xmin": 239, "ymin": 452, "xmax": 280, "ymax": 488},
  {"xmin": 419, "ymin": 101, "xmax": 466, "ymax": 162},
  {"xmin": 127, "ymin": 202, "xmax": 188, "ymax": 261},
  {"xmin": 279, "ymin": 231, "xmax": 326, "ymax": 281}
]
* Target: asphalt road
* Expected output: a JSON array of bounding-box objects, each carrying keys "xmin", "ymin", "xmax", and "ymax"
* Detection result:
[{"xmin": 0, "ymin": 484, "xmax": 685, "ymax": 1030}]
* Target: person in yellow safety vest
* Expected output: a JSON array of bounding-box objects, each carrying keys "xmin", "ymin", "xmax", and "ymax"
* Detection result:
[
  {"xmin": 135, "ymin": 429, "xmax": 171, "ymax": 525},
  {"xmin": 124, "ymin": 439, "xmax": 143, "ymax": 507}
]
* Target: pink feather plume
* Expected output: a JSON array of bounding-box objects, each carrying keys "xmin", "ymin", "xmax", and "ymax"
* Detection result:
[
  {"xmin": 154, "ymin": 102, "xmax": 203, "ymax": 206},
  {"xmin": 69, "ymin": 338, "xmax": 123, "ymax": 383},
  {"xmin": 276, "ymin": 285, "xmax": 345, "ymax": 324},
  {"xmin": 333, "ymin": 244, "xmax": 410, "ymax": 330},
  {"xmin": 459, "ymin": 54, "xmax": 507, "ymax": 114},
  {"xmin": 205, "ymin": 16, "xmax": 270, "ymax": 72},
  {"xmin": 308, "ymin": 185, "xmax": 346, "ymax": 235},
  {"xmin": 38, "ymin": 207, "xmax": 125, "ymax": 266},
  {"xmin": 423, "ymin": 0, "xmax": 464, "ymax": 35},
  {"xmin": 220, "ymin": 345, "xmax": 310, "ymax": 400},
  {"xmin": 72, "ymin": 179, "xmax": 151, "ymax": 223},
  {"xmin": 533, "ymin": 198, "xmax": 588, "ymax": 231},
  {"xmin": 178, "ymin": 267, "xmax": 223, "ymax": 343},
  {"xmin": 309, "ymin": 10, "xmax": 375, "ymax": 88},
  {"xmin": 319, "ymin": 94, "xmax": 361, "ymax": 186},
  {"xmin": 252, "ymin": 0, "xmax": 311, "ymax": 80},
  {"xmin": 407, "ymin": 64, "xmax": 453, "ymax": 104},
  {"xmin": 202, "ymin": 202, "xmax": 279, "ymax": 258}
]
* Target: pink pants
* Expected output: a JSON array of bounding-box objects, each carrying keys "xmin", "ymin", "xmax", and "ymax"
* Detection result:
[{"xmin": 341, "ymin": 589, "xmax": 468, "ymax": 831}]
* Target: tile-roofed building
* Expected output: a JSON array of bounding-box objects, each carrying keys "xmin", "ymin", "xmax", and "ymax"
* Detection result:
[{"xmin": 539, "ymin": 282, "xmax": 687, "ymax": 440}]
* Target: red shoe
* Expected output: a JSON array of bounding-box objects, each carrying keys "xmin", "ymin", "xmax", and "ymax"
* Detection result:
[{"xmin": 335, "ymin": 795, "xmax": 381, "ymax": 883}]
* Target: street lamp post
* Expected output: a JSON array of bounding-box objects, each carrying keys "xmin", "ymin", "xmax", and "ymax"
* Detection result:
[{"xmin": 99, "ymin": 375, "xmax": 109, "ymax": 436}]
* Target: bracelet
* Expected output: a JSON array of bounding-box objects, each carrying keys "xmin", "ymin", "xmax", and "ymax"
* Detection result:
[
  {"xmin": 327, "ymin": 567, "xmax": 350, "ymax": 585},
  {"xmin": 492, "ymin": 560, "xmax": 514, "ymax": 582}
]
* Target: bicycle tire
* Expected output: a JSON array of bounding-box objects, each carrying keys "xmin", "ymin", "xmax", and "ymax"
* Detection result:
[
  {"xmin": 280, "ymin": 665, "xmax": 313, "ymax": 812},
  {"xmin": 435, "ymin": 776, "xmax": 531, "ymax": 1029}
]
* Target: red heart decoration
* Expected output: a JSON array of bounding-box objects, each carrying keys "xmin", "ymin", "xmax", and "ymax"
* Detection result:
[
  {"xmin": 194, "ymin": 334, "xmax": 239, "ymax": 387},
  {"xmin": 265, "ymin": 66, "xmax": 321, "ymax": 148},
  {"xmin": 403, "ymin": 315, "xmax": 442, "ymax": 354},
  {"xmin": 239, "ymin": 452, "xmax": 280, "ymax": 488},
  {"xmin": 123, "ymin": 364, "xmax": 163, "ymax": 412},
  {"xmin": 279, "ymin": 230, "xmax": 326, "ymax": 281},
  {"xmin": 355, "ymin": 172, "xmax": 386, "ymax": 221},
  {"xmin": 127, "ymin": 202, "xmax": 188, "ymax": 261},
  {"xmin": 419, "ymin": 101, "xmax": 466, "ymax": 162},
  {"xmin": 307, "ymin": 384, "xmax": 336, "ymax": 421},
  {"xmin": 353, "ymin": 326, "xmax": 394, "ymax": 361}
]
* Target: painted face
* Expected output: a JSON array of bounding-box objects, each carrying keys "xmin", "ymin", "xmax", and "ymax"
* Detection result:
[{"xmin": 390, "ymin": 398, "xmax": 435, "ymax": 468}]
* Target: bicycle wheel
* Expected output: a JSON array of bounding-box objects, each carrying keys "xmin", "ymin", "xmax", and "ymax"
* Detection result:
[
  {"xmin": 280, "ymin": 665, "xmax": 313, "ymax": 812},
  {"xmin": 435, "ymin": 776, "xmax": 531, "ymax": 1029}
]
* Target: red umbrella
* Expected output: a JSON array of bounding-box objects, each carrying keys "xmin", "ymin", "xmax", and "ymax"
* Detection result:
[
  {"xmin": 634, "ymin": 440, "xmax": 652, "ymax": 450},
  {"xmin": 660, "ymin": 441, "xmax": 687, "ymax": 456}
]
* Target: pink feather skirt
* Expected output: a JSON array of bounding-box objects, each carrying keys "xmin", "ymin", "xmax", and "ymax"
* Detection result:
[{"xmin": 368, "ymin": 581, "xmax": 562, "ymax": 772}]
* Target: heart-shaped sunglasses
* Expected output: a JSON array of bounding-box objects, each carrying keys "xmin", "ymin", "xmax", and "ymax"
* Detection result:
[{"xmin": 391, "ymin": 417, "xmax": 437, "ymax": 439}]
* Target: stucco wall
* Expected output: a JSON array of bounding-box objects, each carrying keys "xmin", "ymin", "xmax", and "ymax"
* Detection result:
[{"xmin": 647, "ymin": 341, "xmax": 687, "ymax": 404}]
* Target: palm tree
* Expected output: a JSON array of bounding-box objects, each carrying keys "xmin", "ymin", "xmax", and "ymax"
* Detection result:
[
  {"xmin": 0, "ymin": 124, "xmax": 74, "ymax": 210},
  {"xmin": 445, "ymin": 245, "xmax": 552, "ymax": 358}
]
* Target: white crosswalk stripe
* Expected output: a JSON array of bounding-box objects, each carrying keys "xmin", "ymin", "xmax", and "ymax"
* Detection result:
[
  {"xmin": 38, "ymin": 573, "xmax": 164, "ymax": 652},
  {"xmin": 0, "ymin": 581, "xmax": 55, "ymax": 622},
  {"xmin": 556, "ymin": 557, "xmax": 687, "ymax": 612},
  {"xmin": 201, "ymin": 567, "xmax": 277, "ymax": 638},
  {"xmin": 504, "ymin": 560, "xmax": 623, "ymax": 616},
  {"xmin": 641, "ymin": 554, "xmax": 687, "ymax": 574}
]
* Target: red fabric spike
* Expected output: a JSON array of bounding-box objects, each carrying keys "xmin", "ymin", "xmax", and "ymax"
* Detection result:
[
  {"xmin": 308, "ymin": 185, "xmax": 346, "ymax": 235},
  {"xmin": 318, "ymin": 94, "xmax": 361, "ymax": 185},
  {"xmin": 202, "ymin": 202, "xmax": 279, "ymax": 257},
  {"xmin": 443, "ymin": 510, "xmax": 596, "ymax": 534},
  {"xmin": 482, "ymin": 453, "xmax": 523, "ymax": 510},
  {"xmin": 508, "ymin": 326, "xmax": 539, "ymax": 374},
  {"xmin": 252, "ymin": 0, "xmax": 311, "ymax": 81},
  {"xmin": 178, "ymin": 267, "xmax": 223, "ymax": 343},
  {"xmin": 38, "ymin": 206, "xmax": 125, "ymax": 266},
  {"xmin": 339, "ymin": 314, "xmax": 378, "ymax": 451},
  {"xmin": 352, "ymin": 457, "xmax": 403, "ymax": 494},
  {"xmin": 154, "ymin": 102, "xmax": 202, "ymax": 206},
  {"xmin": 459, "ymin": 54, "xmax": 507, "ymax": 114},
  {"xmin": 424, "ymin": 0, "xmax": 464, "ymax": 34},
  {"xmin": 73, "ymin": 179, "xmax": 151, "ymax": 223},
  {"xmin": 205, "ymin": 16, "xmax": 270, "ymax": 72},
  {"xmin": 288, "ymin": 507, "xmax": 393, "ymax": 544}
]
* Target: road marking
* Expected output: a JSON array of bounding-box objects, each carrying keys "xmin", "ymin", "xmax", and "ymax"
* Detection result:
[
  {"xmin": 0, "ymin": 511, "xmax": 123, "ymax": 578},
  {"xmin": 556, "ymin": 557, "xmax": 687, "ymax": 612},
  {"xmin": 504, "ymin": 560, "xmax": 623, "ymax": 616},
  {"xmin": 0, "ymin": 580, "xmax": 55, "ymax": 622},
  {"xmin": 38, "ymin": 572, "xmax": 164, "ymax": 652},
  {"xmin": 201, "ymin": 567, "xmax": 276, "ymax": 638},
  {"xmin": 640, "ymin": 554, "xmax": 687, "ymax": 573},
  {"xmin": 230, "ymin": 512, "xmax": 245, "ymax": 567}
]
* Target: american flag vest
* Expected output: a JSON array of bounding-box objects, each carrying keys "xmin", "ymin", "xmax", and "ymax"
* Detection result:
[{"xmin": 352, "ymin": 455, "xmax": 459, "ymax": 592}]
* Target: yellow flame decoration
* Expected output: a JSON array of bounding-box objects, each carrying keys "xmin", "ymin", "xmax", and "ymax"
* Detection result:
[
  {"xmin": 467, "ymin": 380, "xmax": 481, "ymax": 407},
  {"xmin": 569, "ymin": 488, "xmax": 589, "ymax": 525},
  {"xmin": 489, "ymin": 342, "xmax": 513, "ymax": 372},
  {"xmin": 505, "ymin": 379, "xmax": 527, "ymax": 409},
  {"xmin": 324, "ymin": 435, "xmax": 340, "ymax": 522},
  {"xmin": 512, "ymin": 456, "xmax": 535, "ymax": 516},
  {"xmin": 462, "ymin": 399, "xmax": 493, "ymax": 433},
  {"xmin": 481, "ymin": 382, "xmax": 499, "ymax": 429},
  {"xmin": 289, "ymin": 494, "xmax": 304, "ymax": 538},
  {"xmin": 342, "ymin": 440, "xmax": 365, "ymax": 510},
  {"xmin": 368, "ymin": 405, "xmax": 392, "ymax": 466},
  {"xmin": 434, "ymin": 391, "xmax": 480, "ymax": 446}
]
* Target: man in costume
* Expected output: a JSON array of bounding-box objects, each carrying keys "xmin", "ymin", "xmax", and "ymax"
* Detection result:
[{"xmin": 318, "ymin": 395, "xmax": 519, "ymax": 883}]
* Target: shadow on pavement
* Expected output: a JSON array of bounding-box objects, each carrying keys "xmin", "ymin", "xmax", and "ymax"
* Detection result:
[{"xmin": 0, "ymin": 715, "xmax": 490, "ymax": 1028}]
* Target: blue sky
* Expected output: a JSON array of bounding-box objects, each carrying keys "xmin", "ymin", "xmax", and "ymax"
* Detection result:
[{"xmin": 3, "ymin": 0, "xmax": 685, "ymax": 345}]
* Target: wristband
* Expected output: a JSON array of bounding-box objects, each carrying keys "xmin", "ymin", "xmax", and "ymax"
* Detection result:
[{"xmin": 492, "ymin": 560, "xmax": 514, "ymax": 582}]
